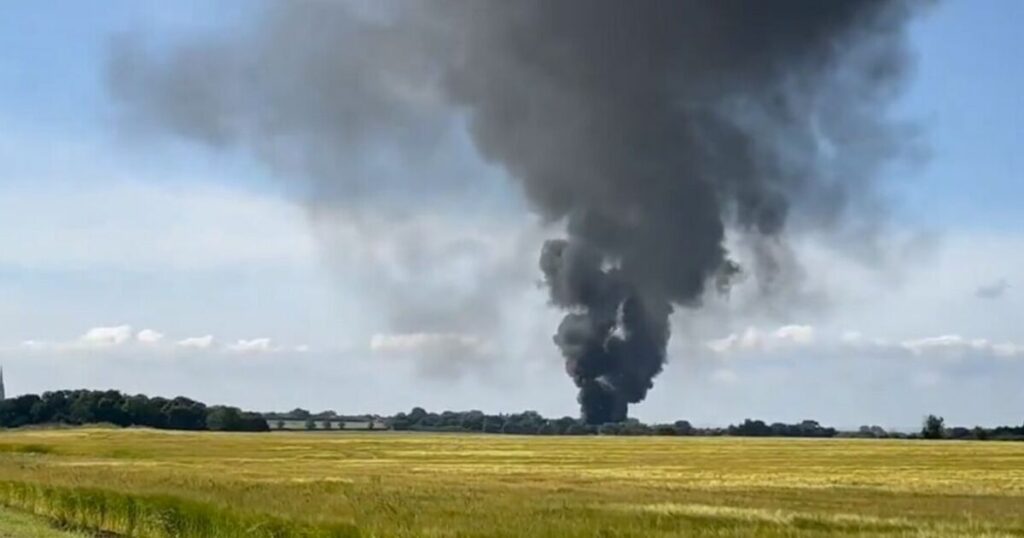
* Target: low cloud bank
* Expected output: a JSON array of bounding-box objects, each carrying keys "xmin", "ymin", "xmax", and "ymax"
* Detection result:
[
  {"xmin": 14, "ymin": 326, "xmax": 306, "ymax": 355},
  {"xmin": 707, "ymin": 325, "xmax": 1024, "ymax": 361}
]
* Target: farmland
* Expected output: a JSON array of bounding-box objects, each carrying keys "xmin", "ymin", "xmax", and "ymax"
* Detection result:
[{"xmin": 0, "ymin": 429, "xmax": 1022, "ymax": 537}]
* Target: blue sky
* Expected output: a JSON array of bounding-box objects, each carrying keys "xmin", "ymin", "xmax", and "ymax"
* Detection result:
[
  {"xmin": 0, "ymin": 1, "xmax": 1021, "ymax": 428},
  {"xmin": 896, "ymin": 0, "xmax": 1023, "ymax": 230}
]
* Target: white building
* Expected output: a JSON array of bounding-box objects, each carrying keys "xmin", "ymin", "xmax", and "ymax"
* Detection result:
[{"xmin": 267, "ymin": 417, "xmax": 388, "ymax": 431}]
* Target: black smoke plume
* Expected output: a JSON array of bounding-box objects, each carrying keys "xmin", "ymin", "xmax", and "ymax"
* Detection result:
[{"xmin": 108, "ymin": 1, "xmax": 924, "ymax": 423}]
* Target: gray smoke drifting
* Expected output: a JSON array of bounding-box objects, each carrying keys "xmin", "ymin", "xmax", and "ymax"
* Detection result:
[{"xmin": 109, "ymin": 1, "xmax": 923, "ymax": 423}]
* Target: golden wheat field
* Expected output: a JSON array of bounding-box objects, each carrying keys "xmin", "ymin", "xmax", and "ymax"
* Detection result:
[{"xmin": 0, "ymin": 429, "xmax": 1022, "ymax": 537}]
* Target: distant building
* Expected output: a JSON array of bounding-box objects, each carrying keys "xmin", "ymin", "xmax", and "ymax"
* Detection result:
[
  {"xmin": 0, "ymin": 366, "xmax": 5, "ymax": 401},
  {"xmin": 265, "ymin": 415, "xmax": 388, "ymax": 431}
]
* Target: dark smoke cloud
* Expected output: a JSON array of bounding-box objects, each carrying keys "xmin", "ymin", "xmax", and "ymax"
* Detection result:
[{"xmin": 108, "ymin": 0, "xmax": 924, "ymax": 423}]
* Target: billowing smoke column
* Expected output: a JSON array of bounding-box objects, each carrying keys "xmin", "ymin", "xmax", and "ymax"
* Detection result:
[
  {"xmin": 438, "ymin": 1, "xmax": 919, "ymax": 423},
  {"xmin": 108, "ymin": 1, "xmax": 922, "ymax": 423},
  {"xmin": 539, "ymin": 240, "xmax": 673, "ymax": 423}
]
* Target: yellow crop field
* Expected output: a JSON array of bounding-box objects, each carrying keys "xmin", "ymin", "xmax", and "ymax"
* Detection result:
[{"xmin": 0, "ymin": 429, "xmax": 1023, "ymax": 537}]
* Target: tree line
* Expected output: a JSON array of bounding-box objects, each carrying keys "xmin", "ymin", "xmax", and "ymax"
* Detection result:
[
  {"xmin": 919, "ymin": 414, "xmax": 1024, "ymax": 441},
  {"xmin": 382, "ymin": 408, "xmax": 840, "ymax": 437},
  {"xmin": 4, "ymin": 392, "xmax": 1023, "ymax": 440},
  {"xmin": 0, "ymin": 390, "xmax": 269, "ymax": 432},
  {"xmin": 377, "ymin": 408, "xmax": 1024, "ymax": 440}
]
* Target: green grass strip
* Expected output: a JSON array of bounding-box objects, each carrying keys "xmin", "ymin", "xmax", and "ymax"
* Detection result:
[
  {"xmin": 0, "ymin": 504, "xmax": 86, "ymax": 538},
  {"xmin": 0, "ymin": 481, "xmax": 359, "ymax": 538}
]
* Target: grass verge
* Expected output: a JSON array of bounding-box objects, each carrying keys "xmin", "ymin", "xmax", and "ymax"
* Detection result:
[
  {"xmin": 0, "ymin": 482, "xmax": 358, "ymax": 538},
  {"xmin": 0, "ymin": 505, "xmax": 86, "ymax": 538}
]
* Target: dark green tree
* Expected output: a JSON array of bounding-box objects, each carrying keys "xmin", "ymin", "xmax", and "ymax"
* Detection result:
[{"xmin": 922, "ymin": 415, "xmax": 945, "ymax": 439}]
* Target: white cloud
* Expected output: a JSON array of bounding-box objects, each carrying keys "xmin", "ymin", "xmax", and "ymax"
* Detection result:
[
  {"xmin": 136, "ymin": 329, "xmax": 165, "ymax": 344},
  {"xmin": 707, "ymin": 325, "xmax": 1024, "ymax": 361},
  {"xmin": 900, "ymin": 335, "xmax": 1024, "ymax": 359},
  {"xmin": 227, "ymin": 338, "xmax": 275, "ymax": 353},
  {"xmin": 706, "ymin": 328, "xmax": 758, "ymax": 354},
  {"xmin": 901, "ymin": 335, "xmax": 984, "ymax": 355},
  {"xmin": 706, "ymin": 325, "xmax": 816, "ymax": 355},
  {"xmin": 774, "ymin": 325, "xmax": 815, "ymax": 345},
  {"xmin": 8, "ymin": 329, "xmax": 308, "ymax": 356},
  {"xmin": 18, "ymin": 325, "xmax": 139, "ymax": 352},
  {"xmin": 370, "ymin": 332, "xmax": 489, "ymax": 356},
  {"xmin": 177, "ymin": 335, "xmax": 215, "ymax": 349},
  {"xmin": 79, "ymin": 325, "xmax": 133, "ymax": 347}
]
